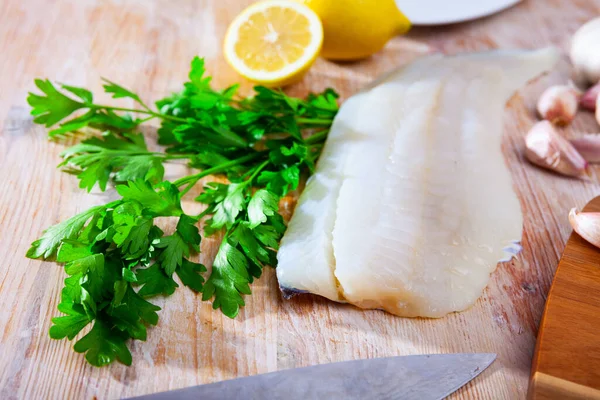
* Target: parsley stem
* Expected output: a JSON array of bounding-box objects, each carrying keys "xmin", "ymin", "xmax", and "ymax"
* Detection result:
[
  {"xmin": 178, "ymin": 182, "xmax": 198, "ymax": 199},
  {"xmin": 162, "ymin": 154, "xmax": 196, "ymax": 160},
  {"xmin": 90, "ymin": 104, "xmax": 188, "ymax": 124},
  {"xmin": 304, "ymin": 129, "xmax": 329, "ymax": 145},
  {"xmin": 296, "ymin": 118, "xmax": 334, "ymax": 125},
  {"xmin": 61, "ymin": 148, "xmax": 194, "ymax": 160},
  {"xmin": 247, "ymin": 160, "xmax": 269, "ymax": 183},
  {"xmin": 175, "ymin": 151, "xmax": 266, "ymax": 197},
  {"xmin": 193, "ymin": 207, "xmax": 213, "ymax": 220},
  {"xmin": 138, "ymin": 115, "xmax": 155, "ymax": 124}
]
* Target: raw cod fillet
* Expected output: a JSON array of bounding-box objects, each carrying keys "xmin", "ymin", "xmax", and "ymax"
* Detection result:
[{"xmin": 277, "ymin": 49, "xmax": 559, "ymax": 317}]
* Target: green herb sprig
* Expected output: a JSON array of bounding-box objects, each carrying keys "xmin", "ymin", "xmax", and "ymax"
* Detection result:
[{"xmin": 26, "ymin": 57, "xmax": 338, "ymax": 366}]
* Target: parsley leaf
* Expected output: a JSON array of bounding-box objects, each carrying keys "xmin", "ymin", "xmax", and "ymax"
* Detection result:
[
  {"xmin": 202, "ymin": 242, "xmax": 251, "ymax": 318},
  {"xmin": 176, "ymin": 259, "xmax": 206, "ymax": 292},
  {"xmin": 26, "ymin": 205, "xmax": 107, "ymax": 259},
  {"xmin": 114, "ymin": 215, "xmax": 153, "ymax": 258},
  {"xmin": 135, "ymin": 263, "xmax": 178, "ymax": 297},
  {"xmin": 247, "ymin": 189, "xmax": 279, "ymax": 229},
  {"xmin": 117, "ymin": 180, "xmax": 182, "ymax": 217},
  {"xmin": 154, "ymin": 215, "xmax": 200, "ymax": 275},
  {"xmin": 102, "ymin": 78, "xmax": 144, "ymax": 105},
  {"xmin": 60, "ymin": 132, "xmax": 165, "ymax": 191},
  {"xmin": 27, "ymin": 79, "xmax": 86, "ymax": 127},
  {"xmin": 109, "ymin": 285, "xmax": 160, "ymax": 340},
  {"xmin": 49, "ymin": 303, "xmax": 91, "ymax": 340},
  {"xmin": 61, "ymin": 84, "xmax": 94, "ymax": 104},
  {"xmin": 176, "ymin": 214, "xmax": 202, "ymax": 251},
  {"xmin": 257, "ymin": 165, "xmax": 300, "ymax": 196},
  {"xmin": 154, "ymin": 234, "xmax": 189, "ymax": 275},
  {"xmin": 208, "ymin": 183, "xmax": 246, "ymax": 229},
  {"xmin": 73, "ymin": 318, "xmax": 133, "ymax": 367}
]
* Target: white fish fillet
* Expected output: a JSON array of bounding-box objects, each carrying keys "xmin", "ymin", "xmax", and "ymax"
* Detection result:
[{"xmin": 277, "ymin": 49, "xmax": 559, "ymax": 317}]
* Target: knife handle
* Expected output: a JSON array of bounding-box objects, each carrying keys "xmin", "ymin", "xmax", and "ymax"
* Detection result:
[{"xmin": 528, "ymin": 196, "xmax": 600, "ymax": 400}]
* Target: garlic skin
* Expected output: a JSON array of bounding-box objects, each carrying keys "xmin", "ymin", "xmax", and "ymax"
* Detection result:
[
  {"xmin": 570, "ymin": 18, "xmax": 600, "ymax": 86},
  {"xmin": 536, "ymin": 85, "xmax": 579, "ymax": 125},
  {"xmin": 525, "ymin": 121, "xmax": 591, "ymax": 179},
  {"xmin": 569, "ymin": 208, "xmax": 600, "ymax": 249},
  {"xmin": 570, "ymin": 134, "xmax": 600, "ymax": 163},
  {"xmin": 581, "ymin": 83, "xmax": 600, "ymax": 111}
]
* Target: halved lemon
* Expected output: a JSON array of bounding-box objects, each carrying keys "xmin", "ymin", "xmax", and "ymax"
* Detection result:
[{"xmin": 224, "ymin": 0, "xmax": 323, "ymax": 87}]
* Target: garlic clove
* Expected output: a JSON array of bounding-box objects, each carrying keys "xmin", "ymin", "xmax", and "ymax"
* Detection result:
[
  {"xmin": 569, "ymin": 208, "xmax": 600, "ymax": 249},
  {"xmin": 570, "ymin": 134, "xmax": 600, "ymax": 163},
  {"xmin": 580, "ymin": 82, "xmax": 600, "ymax": 111},
  {"xmin": 525, "ymin": 121, "xmax": 591, "ymax": 179},
  {"xmin": 536, "ymin": 85, "xmax": 579, "ymax": 125},
  {"xmin": 570, "ymin": 18, "xmax": 600, "ymax": 87},
  {"xmin": 596, "ymin": 95, "xmax": 600, "ymax": 126}
]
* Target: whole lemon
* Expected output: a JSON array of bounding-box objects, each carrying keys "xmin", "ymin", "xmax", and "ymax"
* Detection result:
[{"xmin": 297, "ymin": 0, "xmax": 411, "ymax": 60}]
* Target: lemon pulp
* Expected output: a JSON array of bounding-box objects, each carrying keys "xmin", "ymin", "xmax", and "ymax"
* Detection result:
[{"xmin": 224, "ymin": 0, "xmax": 323, "ymax": 86}]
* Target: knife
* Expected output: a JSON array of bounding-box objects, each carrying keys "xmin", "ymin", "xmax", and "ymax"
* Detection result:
[
  {"xmin": 130, "ymin": 353, "xmax": 496, "ymax": 400},
  {"xmin": 529, "ymin": 196, "xmax": 600, "ymax": 399}
]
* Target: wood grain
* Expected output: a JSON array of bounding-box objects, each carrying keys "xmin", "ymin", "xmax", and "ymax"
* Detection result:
[
  {"xmin": 529, "ymin": 196, "xmax": 600, "ymax": 400},
  {"xmin": 1, "ymin": 0, "xmax": 600, "ymax": 399}
]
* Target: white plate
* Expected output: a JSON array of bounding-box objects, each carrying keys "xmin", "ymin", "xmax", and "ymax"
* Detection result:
[{"xmin": 396, "ymin": 0, "xmax": 522, "ymax": 25}]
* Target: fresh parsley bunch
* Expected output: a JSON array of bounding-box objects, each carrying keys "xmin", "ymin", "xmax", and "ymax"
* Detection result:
[{"xmin": 26, "ymin": 57, "xmax": 338, "ymax": 366}]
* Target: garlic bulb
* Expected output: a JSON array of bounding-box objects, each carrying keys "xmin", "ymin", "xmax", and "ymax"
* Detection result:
[
  {"xmin": 569, "ymin": 208, "xmax": 600, "ymax": 249},
  {"xmin": 581, "ymin": 83, "xmax": 600, "ymax": 111},
  {"xmin": 536, "ymin": 85, "xmax": 579, "ymax": 125},
  {"xmin": 570, "ymin": 18, "xmax": 600, "ymax": 86},
  {"xmin": 525, "ymin": 121, "xmax": 591, "ymax": 179},
  {"xmin": 571, "ymin": 134, "xmax": 600, "ymax": 163}
]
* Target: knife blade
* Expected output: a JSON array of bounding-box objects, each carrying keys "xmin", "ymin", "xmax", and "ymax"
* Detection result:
[{"xmin": 130, "ymin": 353, "xmax": 496, "ymax": 400}]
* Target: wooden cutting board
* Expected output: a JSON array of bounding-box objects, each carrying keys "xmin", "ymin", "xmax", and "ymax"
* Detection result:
[
  {"xmin": 1, "ymin": 1, "xmax": 600, "ymax": 399},
  {"xmin": 529, "ymin": 196, "xmax": 600, "ymax": 399}
]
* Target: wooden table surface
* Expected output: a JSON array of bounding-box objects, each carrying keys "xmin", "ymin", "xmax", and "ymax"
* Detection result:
[{"xmin": 1, "ymin": 0, "xmax": 600, "ymax": 399}]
